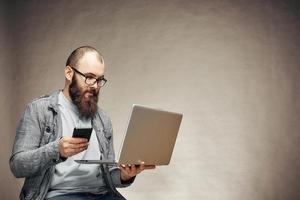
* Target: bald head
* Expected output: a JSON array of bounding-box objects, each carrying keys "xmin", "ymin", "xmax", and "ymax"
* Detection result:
[{"xmin": 66, "ymin": 46, "xmax": 104, "ymax": 69}]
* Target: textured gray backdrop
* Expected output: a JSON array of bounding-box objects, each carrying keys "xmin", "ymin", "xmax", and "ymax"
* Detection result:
[{"xmin": 1, "ymin": 0, "xmax": 300, "ymax": 199}]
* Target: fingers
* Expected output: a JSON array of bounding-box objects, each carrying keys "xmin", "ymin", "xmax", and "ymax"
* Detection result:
[
  {"xmin": 64, "ymin": 136, "xmax": 88, "ymax": 144},
  {"xmin": 119, "ymin": 162, "xmax": 156, "ymax": 181},
  {"xmin": 59, "ymin": 137, "xmax": 89, "ymax": 158},
  {"xmin": 138, "ymin": 162, "xmax": 156, "ymax": 171},
  {"xmin": 62, "ymin": 141, "xmax": 88, "ymax": 149},
  {"xmin": 120, "ymin": 164, "xmax": 133, "ymax": 174},
  {"xmin": 119, "ymin": 163, "xmax": 156, "ymax": 175},
  {"xmin": 120, "ymin": 164, "xmax": 136, "ymax": 181},
  {"xmin": 119, "ymin": 164, "xmax": 129, "ymax": 174},
  {"xmin": 128, "ymin": 164, "xmax": 137, "ymax": 175}
]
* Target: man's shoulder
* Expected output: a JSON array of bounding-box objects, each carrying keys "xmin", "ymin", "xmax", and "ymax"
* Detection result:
[
  {"xmin": 26, "ymin": 90, "xmax": 59, "ymax": 110},
  {"xmin": 29, "ymin": 94, "xmax": 51, "ymax": 106},
  {"xmin": 32, "ymin": 94, "xmax": 50, "ymax": 102}
]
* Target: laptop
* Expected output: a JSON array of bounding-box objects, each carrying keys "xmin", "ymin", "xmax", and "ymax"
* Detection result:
[{"xmin": 75, "ymin": 104, "xmax": 183, "ymax": 165}]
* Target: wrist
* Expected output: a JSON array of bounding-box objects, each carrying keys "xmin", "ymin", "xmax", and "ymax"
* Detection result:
[
  {"xmin": 120, "ymin": 173, "xmax": 132, "ymax": 181},
  {"xmin": 120, "ymin": 174, "xmax": 136, "ymax": 184}
]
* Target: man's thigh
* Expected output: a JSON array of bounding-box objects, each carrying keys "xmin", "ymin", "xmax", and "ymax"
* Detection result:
[
  {"xmin": 47, "ymin": 192, "xmax": 125, "ymax": 200},
  {"xmin": 100, "ymin": 192, "xmax": 125, "ymax": 200}
]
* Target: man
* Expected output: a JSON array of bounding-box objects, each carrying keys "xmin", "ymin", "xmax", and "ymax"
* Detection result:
[{"xmin": 10, "ymin": 46, "xmax": 155, "ymax": 200}]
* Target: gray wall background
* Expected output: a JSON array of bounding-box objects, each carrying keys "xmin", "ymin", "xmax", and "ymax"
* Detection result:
[{"xmin": 1, "ymin": 0, "xmax": 300, "ymax": 199}]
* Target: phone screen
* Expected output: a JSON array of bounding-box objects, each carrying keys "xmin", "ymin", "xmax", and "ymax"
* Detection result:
[{"xmin": 72, "ymin": 128, "xmax": 93, "ymax": 141}]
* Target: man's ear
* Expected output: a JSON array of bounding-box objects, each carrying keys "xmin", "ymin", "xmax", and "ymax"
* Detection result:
[{"xmin": 65, "ymin": 66, "xmax": 73, "ymax": 82}]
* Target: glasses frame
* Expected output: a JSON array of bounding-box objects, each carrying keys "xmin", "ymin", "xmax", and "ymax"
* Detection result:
[{"xmin": 70, "ymin": 66, "xmax": 107, "ymax": 87}]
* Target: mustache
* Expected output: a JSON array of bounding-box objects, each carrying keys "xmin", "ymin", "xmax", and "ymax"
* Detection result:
[
  {"xmin": 70, "ymin": 85, "xmax": 99, "ymax": 100},
  {"xmin": 83, "ymin": 88, "xmax": 98, "ymax": 97}
]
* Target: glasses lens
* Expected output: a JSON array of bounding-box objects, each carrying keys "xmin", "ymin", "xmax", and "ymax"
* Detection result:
[
  {"xmin": 85, "ymin": 77, "xmax": 107, "ymax": 87},
  {"xmin": 85, "ymin": 77, "xmax": 96, "ymax": 85},
  {"xmin": 98, "ymin": 79, "xmax": 106, "ymax": 87}
]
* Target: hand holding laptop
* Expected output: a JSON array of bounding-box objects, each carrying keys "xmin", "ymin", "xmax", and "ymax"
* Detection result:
[{"xmin": 119, "ymin": 162, "xmax": 156, "ymax": 181}]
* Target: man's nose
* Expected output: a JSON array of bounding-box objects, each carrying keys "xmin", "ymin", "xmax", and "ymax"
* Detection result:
[{"xmin": 89, "ymin": 82, "xmax": 98, "ymax": 90}]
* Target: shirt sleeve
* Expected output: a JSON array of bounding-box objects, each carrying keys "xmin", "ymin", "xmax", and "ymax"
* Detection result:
[{"xmin": 10, "ymin": 103, "xmax": 64, "ymax": 178}]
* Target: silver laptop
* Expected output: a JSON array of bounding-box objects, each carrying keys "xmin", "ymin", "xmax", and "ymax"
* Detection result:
[{"xmin": 75, "ymin": 104, "xmax": 183, "ymax": 165}]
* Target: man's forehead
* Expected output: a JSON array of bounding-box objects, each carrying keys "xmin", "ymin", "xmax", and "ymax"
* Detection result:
[
  {"xmin": 77, "ymin": 52, "xmax": 105, "ymax": 75},
  {"xmin": 79, "ymin": 51, "xmax": 104, "ymax": 65}
]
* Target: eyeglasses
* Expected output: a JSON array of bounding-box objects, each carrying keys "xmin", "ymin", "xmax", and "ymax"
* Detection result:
[{"xmin": 71, "ymin": 67, "xmax": 107, "ymax": 87}]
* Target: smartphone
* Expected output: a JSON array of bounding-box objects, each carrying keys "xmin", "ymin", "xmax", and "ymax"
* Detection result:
[{"xmin": 72, "ymin": 128, "xmax": 93, "ymax": 142}]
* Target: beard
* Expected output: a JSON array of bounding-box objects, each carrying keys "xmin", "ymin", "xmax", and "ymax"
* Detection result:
[{"xmin": 69, "ymin": 76, "xmax": 100, "ymax": 119}]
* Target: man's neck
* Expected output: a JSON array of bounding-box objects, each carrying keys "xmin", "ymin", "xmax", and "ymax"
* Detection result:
[{"xmin": 62, "ymin": 87, "xmax": 72, "ymax": 102}]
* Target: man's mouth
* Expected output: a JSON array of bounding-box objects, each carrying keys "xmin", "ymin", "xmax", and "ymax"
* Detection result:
[{"xmin": 84, "ymin": 91, "xmax": 94, "ymax": 98}]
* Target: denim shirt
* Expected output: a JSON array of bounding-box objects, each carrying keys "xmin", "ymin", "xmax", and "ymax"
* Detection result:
[{"xmin": 10, "ymin": 90, "xmax": 132, "ymax": 200}]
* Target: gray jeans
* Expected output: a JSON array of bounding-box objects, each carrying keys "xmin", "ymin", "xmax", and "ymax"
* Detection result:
[{"xmin": 47, "ymin": 192, "xmax": 125, "ymax": 200}]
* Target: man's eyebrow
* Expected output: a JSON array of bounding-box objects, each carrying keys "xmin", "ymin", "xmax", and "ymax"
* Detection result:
[
  {"xmin": 84, "ymin": 72, "xmax": 97, "ymax": 77},
  {"xmin": 85, "ymin": 72, "xmax": 104, "ymax": 79}
]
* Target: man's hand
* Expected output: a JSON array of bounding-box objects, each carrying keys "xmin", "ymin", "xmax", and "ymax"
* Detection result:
[
  {"xmin": 59, "ymin": 136, "xmax": 89, "ymax": 158},
  {"xmin": 119, "ymin": 162, "xmax": 156, "ymax": 181}
]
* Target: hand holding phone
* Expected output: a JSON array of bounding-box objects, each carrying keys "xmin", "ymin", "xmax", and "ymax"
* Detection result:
[{"xmin": 59, "ymin": 136, "xmax": 89, "ymax": 158}]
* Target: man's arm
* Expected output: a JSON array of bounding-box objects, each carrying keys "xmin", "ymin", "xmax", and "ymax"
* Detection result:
[{"xmin": 9, "ymin": 103, "xmax": 62, "ymax": 178}]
